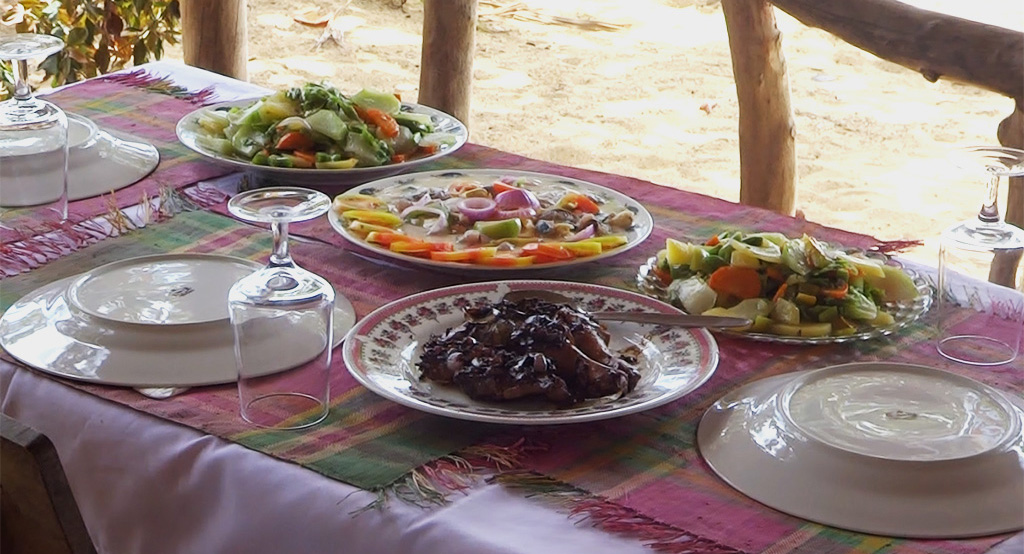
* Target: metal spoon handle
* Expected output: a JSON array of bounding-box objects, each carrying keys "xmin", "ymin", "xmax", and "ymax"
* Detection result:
[{"xmin": 593, "ymin": 311, "xmax": 751, "ymax": 328}]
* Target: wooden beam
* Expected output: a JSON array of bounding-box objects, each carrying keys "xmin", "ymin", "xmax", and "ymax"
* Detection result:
[
  {"xmin": 180, "ymin": 0, "xmax": 248, "ymax": 81},
  {"xmin": 768, "ymin": 0, "xmax": 1024, "ymax": 100},
  {"xmin": 418, "ymin": 0, "xmax": 476, "ymax": 128},
  {"xmin": 721, "ymin": 0, "xmax": 797, "ymax": 214}
]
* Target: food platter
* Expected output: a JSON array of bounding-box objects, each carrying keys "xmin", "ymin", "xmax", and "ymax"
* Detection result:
[
  {"xmin": 637, "ymin": 255, "xmax": 933, "ymax": 344},
  {"xmin": 176, "ymin": 99, "xmax": 467, "ymax": 189},
  {"xmin": 697, "ymin": 362, "xmax": 1024, "ymax": 538},
  {"xmin": 342, "ymin": 280, "xmax": 719, "ymax": 425},
  {"xmin": 0, "ymin": 255, "xmax": 357, "ymax": 387},
  {"xmin": 328, "ymin": 169, "xmax": 654, "ymax": 275}
]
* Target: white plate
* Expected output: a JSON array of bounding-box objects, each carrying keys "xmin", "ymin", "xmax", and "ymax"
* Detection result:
[
  {"xmin": 175, "ymin": 99, "xmax": 468, "ymax": 189},
  {"xmin": 66, "ymin": 253, "xmax": 258, "ymax": 326},
  {"xmin": 328, "ymin": 169, "xmax": 655, "ymax": 275},
  {"xmin": 342, "ymin": 280, "xmax": 719, "ymax": 425},
  {"xmin": 637, "ymin": 255, "xmax": 934, "ymax": 344},
  {"xmin": 697, "ymin": 362, "xmax": 1024, "ymax": 538},
  {"xmin": 67, "ymin": 113, "xmax": 160, "ymax": 201},
  {"xmin": 0, "ymin": 258, "xmax": 357, "ymax": 387}
]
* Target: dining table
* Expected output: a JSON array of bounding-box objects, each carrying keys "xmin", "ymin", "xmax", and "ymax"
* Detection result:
[{"xmin": 1, "ymin": 60, "xmax": 1021, "ymax": 554}]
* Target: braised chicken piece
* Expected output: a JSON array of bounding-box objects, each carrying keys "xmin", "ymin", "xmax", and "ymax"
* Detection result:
[{"xmin": 418, "ymin": 298, "xmax": 640, "ymax": 405}]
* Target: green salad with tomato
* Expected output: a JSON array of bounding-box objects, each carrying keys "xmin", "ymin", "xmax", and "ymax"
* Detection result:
[
  {"xmin": 334, "ymin": 174, "xmax": 640, "ymax": 267},
  {"xmin": 649, "ymin": 231, "xmax": 923, "ymax": 338},
  {"xmin": 192, "ymin": 82, "xmax": 456, "ymax": 169}
]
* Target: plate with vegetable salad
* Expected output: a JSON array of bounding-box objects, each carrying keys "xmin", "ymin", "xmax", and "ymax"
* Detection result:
[
  {"xmin": 175, "ymin": 83, "xmax": 467, "ymax": 188},
  {"xmin": 637, "ymin": 231, "xmax": 933, "ymax": 343},
  {"xmin": 328, "ymin": 169, "xmax": 654, "ymax": 273}
]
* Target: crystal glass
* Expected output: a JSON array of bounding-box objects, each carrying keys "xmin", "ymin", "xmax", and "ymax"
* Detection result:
[
  {"xmin": 0, "ymin": 33, "xmax": 68, "ymax": 228},
  {"xmin": 936, "ymin": 146, "xmax": 1024, "ymax": 365},
  {"xmin": 227, "ymin": 187, "xmax": 335, "ymax": 429}
]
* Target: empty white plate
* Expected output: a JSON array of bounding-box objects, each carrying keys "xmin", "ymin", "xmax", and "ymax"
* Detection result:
[
  {"xmin": 697, "ymin": 362, "xmax": 1024, "ymax": 538},
  {"xmin": 67, "ymin": 113, "xmax": 160, "ymax": 201},
  {"xmin": 0, "ymin": 254, "xmax": 357, "ymax": 387}
]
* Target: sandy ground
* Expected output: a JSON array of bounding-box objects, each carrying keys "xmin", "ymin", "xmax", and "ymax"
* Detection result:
[{"xmin": 167, "ymin": 0, "xmax": 1022, "ymax": 268}]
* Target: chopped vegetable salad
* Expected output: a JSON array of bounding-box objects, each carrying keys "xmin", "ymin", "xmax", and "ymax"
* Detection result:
[
  {"xmin": 192, "ymin": 83, "xmax": 456, "ymax": 169},
  {"xmin": 651, "ymin": 231, "xmax": 922, "ymax": 338}
]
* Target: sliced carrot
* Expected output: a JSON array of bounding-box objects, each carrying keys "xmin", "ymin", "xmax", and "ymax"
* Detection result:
[
  {"xmin": 275, "ymin": 131, "xmax": 314, "ymax": 151},
  {"xmin": 521, "ymin": 242, "xmax": 574, "ymax": 260},
  {"xmin": 557, "ymin": 192, "xmax": 600, "ymax": 214},
  {"xmin": 821, "ymin": 281, "xmax": 849, "ymax": 299},
  {"xmin": 364, "ymin": 108, "xmax": 400, "ymax": 138},
  {"xmin": 705, "ymin": 235, "xmax": 720, "ymax": 247},
  {"xmin": 708, "ymin": 265, "xmax": 762, "ymax": 299},
  {"xmin": 391, "ymin": 153, "xmax": 406, "ymax": 164},
  {"xmin": 772, "ymin": 282, "xmax": 789, "ymax": 303},
  {"xmin": 365, "ymin": 231, "xmax": 410, "ymax": 246},
  {"xmin": 419, "ymin": 144, "xmax": 439, "ymax": 155},
  {"xmin": 292, "ymin": 150, "xmax": 317, "ymax": 165}
]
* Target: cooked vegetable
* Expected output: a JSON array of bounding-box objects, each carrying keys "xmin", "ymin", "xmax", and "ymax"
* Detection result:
[{"xmin": 656, "ymin": 230, "xmax": 920, "ymax": 338}]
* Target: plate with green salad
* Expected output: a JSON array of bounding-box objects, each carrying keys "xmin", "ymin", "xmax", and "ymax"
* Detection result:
[
  {"xmin": 175, "ymin": 82, "xmax": 467, "ymax": 188},
  {"xmin": 637, "ymin": 230, "xmax": 933, "ymax": 344},
  {"xmin": 327, "ymin": 169, "xmax": 653, "ymax": 274}
]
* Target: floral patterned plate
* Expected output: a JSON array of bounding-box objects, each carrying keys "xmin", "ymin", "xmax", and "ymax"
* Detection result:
[{"xmin": 342, "ymin": 280, "xmax": 719, "ymax": 425}]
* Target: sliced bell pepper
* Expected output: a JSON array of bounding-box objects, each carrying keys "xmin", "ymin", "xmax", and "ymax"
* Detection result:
[
  {"xmin": 348, "ymin": 220, "xmax": 400, "ymax": 236},
  {"xmin": 479, "ymin": 255, "xmax": 535, "ymax": 267},
  {"xmin": 521, "ymin": 242, "xmax": 574, "ymax": 260},
  {"xmin": 333, "ymin": 193, "xmax": 387, "ymax": 213},
  {"xmin": 556, "ymin": 192, "xmax": 600, "ymax": 214},
  {"xmin": 429, "ymin": 247, "xmax": 498, "ymax": 263},
  {"xmin": 342, "ymin": 209, "xmax": 403, "ymax": 228},
  {"xmin": 577, "ymin": 235, "xmax": 628, "ymax": 250},
  {"xmin": 365, "ymin": 231, "xmax": 411, "ymax": 246}
]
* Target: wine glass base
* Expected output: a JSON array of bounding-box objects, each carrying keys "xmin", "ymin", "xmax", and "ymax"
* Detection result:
[
  {"xmin": 942, "ymin": 221, "xmax": 1024, "ymax": 249},
  {"xmin": 937, "ymin": 335, "xmax": 1017, "ymax": 367}
]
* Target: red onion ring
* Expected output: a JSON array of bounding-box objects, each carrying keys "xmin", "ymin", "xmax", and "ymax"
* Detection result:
[
  {"xmin": 457, "ymin": 197, "xmax": 496, "ymax": 221},
  {"xmin": 495, "ymin": 188, "xmax": 540, "ymax": 211}
]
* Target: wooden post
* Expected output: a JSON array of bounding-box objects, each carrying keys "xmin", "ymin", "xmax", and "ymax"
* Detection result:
[
  {"xmin": 721, "ymin": 0, "xmax": 797, "ymax": 214},
  {"xmin": 180, "ymin": 0, "xmax": 248, "ymax": 81},
  {"xmin": 997, "ymin": 104, "xmax": 1024, "ymax": 232},
  {"xmin": 418, "ymin": 0, "xmax": 476, "ymax": 128}
]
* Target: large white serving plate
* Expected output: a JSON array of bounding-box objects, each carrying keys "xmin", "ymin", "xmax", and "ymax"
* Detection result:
[
  {"xmin": 0, "ymin": 255, "xmax": 357, "ymax": 387},
  {"xmin": 176, "ymin": 99, "xmax": 467, "ymax": 189},
  {"xmin": 342, "ymin": 280, "xmax": 718, "ymax": 425},
  {"xmin": 328, "ymin": 169, "xmax": 655, "ymax": 275},
  {"xmin": 67, "ymin": 113, "xmax": 160, "ymax": 200},
  {"xmin": 697, "ymin": 362, "xmax": 1024, "ymax": 538}
]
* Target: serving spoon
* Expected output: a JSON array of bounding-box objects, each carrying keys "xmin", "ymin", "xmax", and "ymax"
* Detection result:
[{"xmin": 502, "ymin": 290, "xmax": 751, "ymax": 329}]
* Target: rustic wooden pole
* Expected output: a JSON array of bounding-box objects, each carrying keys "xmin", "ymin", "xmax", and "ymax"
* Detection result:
[
  {"xmin": 180, "ymin": 0, "xmax": 248, "ymax": 81},
  {"xmin": 721, "ymin": 0, "xmax": 797, "ymax": 215},
  {"xmin": 418, "ymin": 0, "xmax": 476, "ymax": 128},
  {"xmin": 997, "ymin": 105, "xmax": 1024, "ymax": 232},
  {"xmin": 769, "ymin": 0, "xmax": 1023, "ymax": 101}
]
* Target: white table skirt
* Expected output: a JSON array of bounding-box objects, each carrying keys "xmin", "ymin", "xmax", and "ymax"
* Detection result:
[{"xmin": 1, "ymin": 363, "xmax": 651, "ymax": 554}]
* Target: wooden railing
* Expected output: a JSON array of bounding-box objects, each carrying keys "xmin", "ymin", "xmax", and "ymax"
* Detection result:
[{"xmin": 178, "ymin": 0, "xmax": 1022, "ymax": 230}]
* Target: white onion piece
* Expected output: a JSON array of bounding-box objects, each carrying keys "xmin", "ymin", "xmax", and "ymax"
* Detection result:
[
  {"xmin": 494, "ymin": 188, "xmax": 540, "ymax": 210},
  {"xmin": 275, "ymin": 116, "xmax": 311, "ymax": 133},
  {"xmin": 457, "ymin": 197, "xmax": 497, "ymax": 221}
]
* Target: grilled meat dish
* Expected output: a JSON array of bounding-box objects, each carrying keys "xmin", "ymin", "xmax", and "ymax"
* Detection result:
[{"xmin": 418, "ymin": 297, "xmax": 641, "ymax": 405}]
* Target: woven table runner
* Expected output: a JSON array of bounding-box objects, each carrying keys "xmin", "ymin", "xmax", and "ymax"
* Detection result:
[{"xmin": 1, "ymin": 71, "xmax": 235, "ymax": 273}]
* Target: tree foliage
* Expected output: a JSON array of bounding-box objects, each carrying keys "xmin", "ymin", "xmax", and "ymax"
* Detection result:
[{"xmin": 2, "ymin": 0, "xmax": 180, "ymax": 96}]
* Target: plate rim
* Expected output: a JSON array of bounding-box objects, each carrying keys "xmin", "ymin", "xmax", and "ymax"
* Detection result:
[
  {"xmin": 328, "ymin": 168, "xmax": 655, "ymax": 274},
  {"xmin": 341, "ymin": 279, "xmax": 719, "ymax": 425},
  {"xmin": 697, "ymin": 361, "xmax": 1024, "ymax": 538},
  {"xmin": 65, "ymin": 252, "xmax": 262, "ymax": 326},
  {"xmin": 175, "ymin": 98, "xmax": 468, "ymax": 180},
  {"xmin": 0, "ymin": 261, "xmax": 357, "ymax": 387}
]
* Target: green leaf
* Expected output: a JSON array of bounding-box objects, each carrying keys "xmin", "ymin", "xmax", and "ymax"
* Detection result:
[
  {"xmin": 133, "ymin": 39, "xmax": 148, "ymax": 66},
  {"xmin": 67, "ymin": 26, "xmax": 88, "ymax": 46}
]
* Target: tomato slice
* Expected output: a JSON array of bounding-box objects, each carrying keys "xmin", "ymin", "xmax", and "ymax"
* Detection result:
[{"xmin": 275, "ymin": 131, "xmax": 314, "ymax": 151}]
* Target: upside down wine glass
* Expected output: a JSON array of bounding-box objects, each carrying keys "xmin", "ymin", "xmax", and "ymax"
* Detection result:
[
  {"xmin": 936, "ymin": 146, "xmax": 1024, "ymax": 366},
  {"xmin": 0, "ymin": 33, "xmax": 69, "ymax": 229},
  {"xmin": 228, "ymin": 187, "xmax": 335, "ymax": 429}
]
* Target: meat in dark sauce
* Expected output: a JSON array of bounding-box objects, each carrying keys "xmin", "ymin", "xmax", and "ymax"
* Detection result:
[{"xmin": 418, "ymin": 298, "xmax": 641, "ymax": 405}]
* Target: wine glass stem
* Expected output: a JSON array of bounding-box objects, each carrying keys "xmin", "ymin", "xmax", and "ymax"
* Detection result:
[
  {"xmin": 269, "ymin": 220, "xmax": 294, "ymax": 267},
  {"xmin": 979, "ymin": 173, "xmax": 1001, "ymax": 224},
  {"xmin": 13, "ymin": 59, "xmax": 32, "ymax": 101}
]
